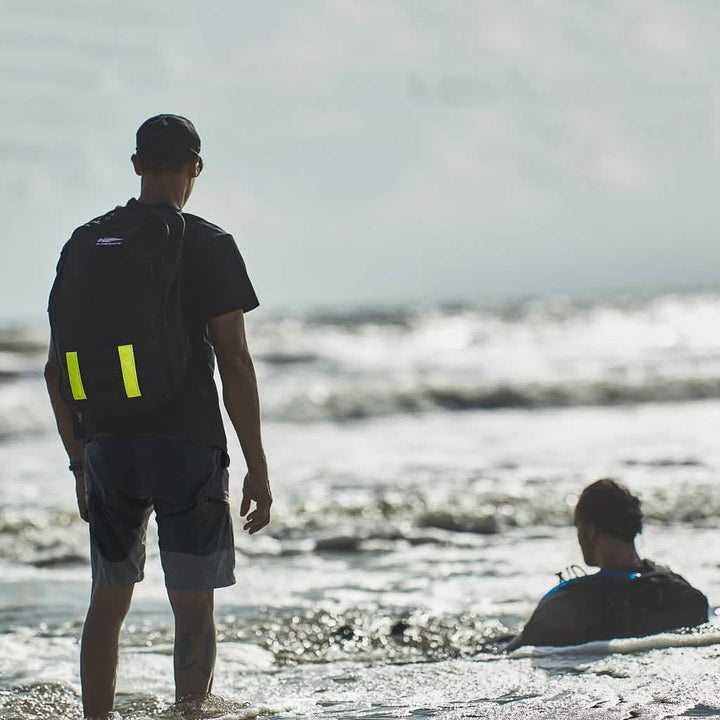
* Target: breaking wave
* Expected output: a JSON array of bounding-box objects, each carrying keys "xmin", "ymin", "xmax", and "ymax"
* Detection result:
[
  {"xmin": 253, "ymin": 292, "xmax": 720, "ymax": 421},
  {"xmin": 5, "ymin": 292, "xmax": 720, "ymax": 432}
]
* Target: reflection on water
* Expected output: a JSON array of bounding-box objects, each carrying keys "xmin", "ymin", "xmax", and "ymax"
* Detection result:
[{"xmin": 2, "ymin": 295, "xmax": 720, "ymax": 717}]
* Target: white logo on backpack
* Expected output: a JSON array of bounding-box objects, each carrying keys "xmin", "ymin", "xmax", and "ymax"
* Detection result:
[{"xmin": 96, "ymin": 237, "xmax": 123, "ymax": 247}]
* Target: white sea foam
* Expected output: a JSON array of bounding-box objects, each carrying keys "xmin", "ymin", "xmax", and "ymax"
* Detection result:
[{"xmin": 511, "ymin": 626, "xmax": 720, "ymax": 658}]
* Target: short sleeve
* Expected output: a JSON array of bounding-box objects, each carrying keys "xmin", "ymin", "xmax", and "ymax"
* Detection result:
[{"xmin": 199, "ymin": 234, "xmax": 260, "ymax": 321}]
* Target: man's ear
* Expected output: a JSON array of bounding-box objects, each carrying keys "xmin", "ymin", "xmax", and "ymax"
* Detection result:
[
  {"xmin": 131, "ymin": 154, "xmax": 143, "ymax": 176},
  {"xmin": 185, "ymin": 156, "xmax": 200, "ymax": 178}
]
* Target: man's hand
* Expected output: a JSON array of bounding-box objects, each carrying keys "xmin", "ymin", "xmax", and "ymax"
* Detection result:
[
  {"xmin": 210, "ymin": 310, "xmax": 271, "ymax": 535},
  {"xmin": 74, "ymin": 471, "xmax": 89, "ymax": 522},
  {"xmin": 240, "ymin": 468, "xmax": 272, "ymax": 534}
]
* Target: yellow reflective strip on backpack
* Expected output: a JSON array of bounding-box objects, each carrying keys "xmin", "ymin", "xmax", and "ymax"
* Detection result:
[
  {"xmin": 65, "ymin": 351, "xmax": 87, "ymax": 400},
  {"xmin": 117, "ymin": 344, "xmax": 142, "ymax": 398}
]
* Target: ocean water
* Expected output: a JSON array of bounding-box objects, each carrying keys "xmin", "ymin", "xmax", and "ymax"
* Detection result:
[{"xmin": 2, "ymin": 293, "xmax": 720, "ymax": 719}]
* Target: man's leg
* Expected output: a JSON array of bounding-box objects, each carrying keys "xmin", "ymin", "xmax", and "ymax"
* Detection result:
[
  {"xmin": 80, "ymin": 583, "xmax": 134, "ymax": 719},
  {"xmin": 168, "ymin": 589, "xmax": 216, "ymax": 701}
]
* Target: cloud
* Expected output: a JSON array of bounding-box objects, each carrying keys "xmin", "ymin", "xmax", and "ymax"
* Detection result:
[{"xmin": 1, "ymin": 0, "xmax": 719, "ymax": 319}]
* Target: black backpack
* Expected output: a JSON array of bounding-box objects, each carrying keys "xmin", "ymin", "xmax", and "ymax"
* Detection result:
[
  {"xmin": 599, "ymin": 566, "xmax": 709, "ymax": 639},
  {"xmin": 48, "ymin": 201, "xmax": 191, "ymax": 416}
]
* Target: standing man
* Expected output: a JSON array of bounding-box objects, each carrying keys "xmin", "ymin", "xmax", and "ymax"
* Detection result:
[{"xmin": 45, "ymin": 114, "xmax": 272, "ymax": 719}]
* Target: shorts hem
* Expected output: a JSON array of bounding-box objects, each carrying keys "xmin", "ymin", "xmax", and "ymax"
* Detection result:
[{"xmin": 164, "ymin": 575, "xmax": 236, "ymax": 592}]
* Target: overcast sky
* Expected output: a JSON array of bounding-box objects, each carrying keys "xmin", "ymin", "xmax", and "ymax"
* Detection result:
[{"xmin": 2, "ymin": 0, "xmax": 719, "ymax": 323}]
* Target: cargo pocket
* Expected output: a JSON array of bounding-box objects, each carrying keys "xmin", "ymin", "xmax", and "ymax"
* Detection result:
[{"xmin": 203, "ymin": 462, "xmax": 230, "ymax": 506}]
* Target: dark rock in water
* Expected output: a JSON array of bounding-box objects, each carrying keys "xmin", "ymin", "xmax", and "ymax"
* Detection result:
[
  {"xmin": 428, "ymin": 385, "xmax": 531, "ymax": 410},
  {"xmin": 418, "ymin": 512, "xmax": 499, "ymax": 534},
  {"xmin": 405, "ymin": 534, "xmax": 444, "ymax": 546},
  {"xmin": 257, "ymin": 351, "xmax": 319, "ymax": 365},
  {"xmin": 390, "ymin": 620, "xmax": 409, "ymax": 639},
  {"xmin": 31, "ymin": 552, "xmax": 87, "ymax": 568},
  {"xmin": 314, "ymin": 535, "xmax": 364, "ymax": 552},
  {"xmin": 333, "ymin": 624, "xmax": 357, "ymax": 640}
]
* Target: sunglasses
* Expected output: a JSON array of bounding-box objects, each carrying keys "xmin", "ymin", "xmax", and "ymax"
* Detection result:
[{"xmin": 189, "ymin": 149, "xmax": 203, "ymax": 176}]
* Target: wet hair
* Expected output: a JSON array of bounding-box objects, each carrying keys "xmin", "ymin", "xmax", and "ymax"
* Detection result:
[{"xmin": 575, "ymin": 478, "xmax": 643, "ymax": 542}]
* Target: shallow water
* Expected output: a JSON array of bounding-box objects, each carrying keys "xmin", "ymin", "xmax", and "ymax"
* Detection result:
[{"xmin": 2, "ymin": 297, "xmax": 720, "ymax": 718}]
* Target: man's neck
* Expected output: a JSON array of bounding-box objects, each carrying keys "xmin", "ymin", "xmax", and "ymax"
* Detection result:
[
  {"xmin": 137, "ymin": 176, "xmax": 188, "ymax": 210},
  {"xmin": 595, "ymin": 538, "xmax": 641, "ymax": 571}
]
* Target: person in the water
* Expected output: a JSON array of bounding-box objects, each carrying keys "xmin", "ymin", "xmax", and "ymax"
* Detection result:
[{"xmin": 506, "ymin": 478, "xmax": 708, "ymax": 650}]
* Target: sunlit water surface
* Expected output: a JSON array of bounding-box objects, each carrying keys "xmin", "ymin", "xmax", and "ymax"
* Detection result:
[{"xmin": 1, "ymin": 296, "xmax": 720, "ymax": 718}]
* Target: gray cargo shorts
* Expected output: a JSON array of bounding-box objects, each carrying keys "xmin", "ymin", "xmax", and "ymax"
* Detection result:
[{"xmin": 84, "ymin": 436, "xmax": 235, "ymax": 591}]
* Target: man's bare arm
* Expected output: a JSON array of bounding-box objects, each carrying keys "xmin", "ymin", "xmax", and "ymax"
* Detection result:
[
  {"xmin": 208, "ymin": 310, "xmax": 271, "ymax": 534},
  {"xmin": 514, "ymin": 592, "xmax": 592, "ymax": 648},
  {"xmin": 44, "ymin": 341, "xmax": 88, "ymax": 521}
]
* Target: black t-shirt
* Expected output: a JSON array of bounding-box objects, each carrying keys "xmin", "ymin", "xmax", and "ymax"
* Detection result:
[
  {"xmin": 512, "ymin": 560, "xmax": 708, "ymax": 649},
  {"xmin": 80, "ymin": 199, "xmax": 259, "ymax": 449}
]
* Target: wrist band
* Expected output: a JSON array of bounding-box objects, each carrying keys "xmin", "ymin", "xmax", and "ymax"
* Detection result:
[{"xmin": 69, "ymin": 460, "xmax": 83, "ymax": 473}]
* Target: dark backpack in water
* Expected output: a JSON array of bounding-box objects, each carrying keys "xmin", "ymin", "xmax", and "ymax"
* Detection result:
[
  {"xmin": 48, "ymin": 202, "xmax": 191, "ymax": 416},
  {"xmin": 598, "ymin": 564, "xmax": 709, "ymax": 639}
]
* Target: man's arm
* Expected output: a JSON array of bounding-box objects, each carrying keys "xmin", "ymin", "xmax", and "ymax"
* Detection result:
[
  {"xmin": 514, "ymin": 590, "xmax": 594, "ymax": 648},
  {"xmin": 44, "ymin": 341, "xmax": 88, "ymax": 521},
  {"xmin": 208, "ymin": 309, "xmax": 271, "ymax": 534}
]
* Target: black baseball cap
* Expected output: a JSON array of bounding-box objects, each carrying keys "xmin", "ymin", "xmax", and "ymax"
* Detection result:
[{"xmin": 135, "ymin": 114, "xmax": 201, "ymax": 168}]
